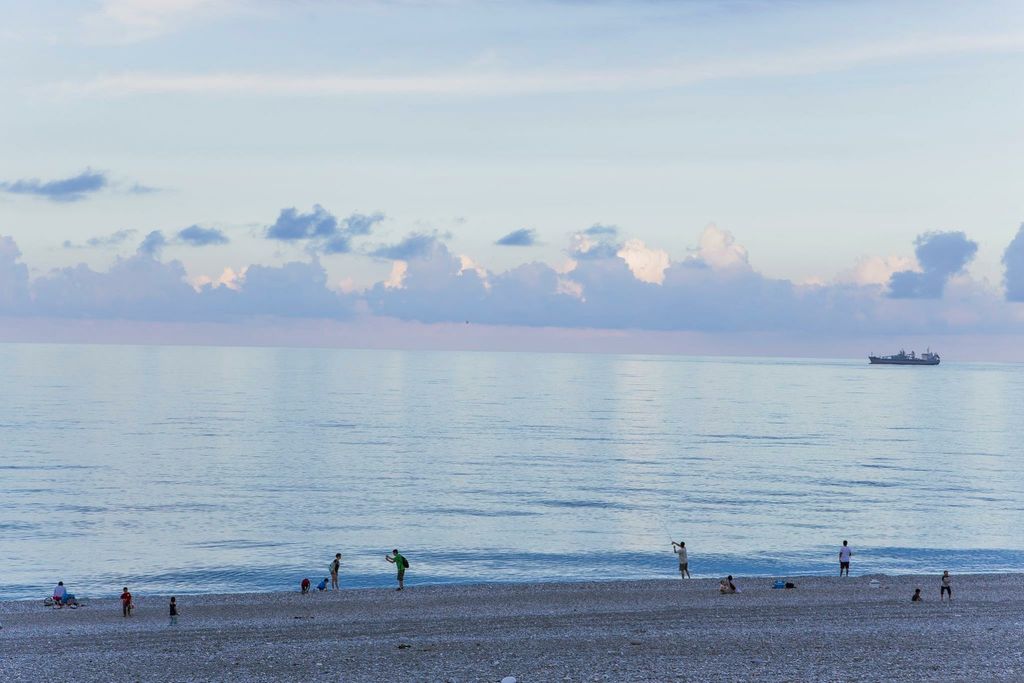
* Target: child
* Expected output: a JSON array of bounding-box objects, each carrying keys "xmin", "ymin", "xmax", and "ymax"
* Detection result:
[
  {"xmin": 169, "ymin": 596, "xmax": 178, "ymax": 625},
  {"xmin": 912, "ymin": 588, "xmax": 923, "ymax": 602},
  {"xmin": 330, "ymin": 553, "xmax": 342, "ymax": 590},
  {"xmin": 121, "ymin": 587, "xmax": 133, "ymax": 617},
  {"xmin": 301, "ymin": 577, "xmax": 311, "ymax": 594},
  {"xmin": 940, "ymin": 571, "xmax": 952, "ymax": 601},
  {"xmin": 317, "ymin": 577, "xmax": 329, "ymax": 591}
]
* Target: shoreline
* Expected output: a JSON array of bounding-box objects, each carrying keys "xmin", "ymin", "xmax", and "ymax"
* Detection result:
[
  {"xmin": 2, "ymin": 573, "xmax": 1020, "ymax": 682},
  {"xmin": 0, "ymin": 569, "xmax": 1003, "ymax": 605}
]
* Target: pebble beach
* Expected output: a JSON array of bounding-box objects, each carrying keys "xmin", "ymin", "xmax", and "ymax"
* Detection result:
[{"xmin": 2, "ymin": 573, "xmax": 1021, "ymax": 682}]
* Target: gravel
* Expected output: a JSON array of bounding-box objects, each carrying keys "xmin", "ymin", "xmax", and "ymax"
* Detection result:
[{"xmin": 2, "ymin": 573, "xmax": 1021, "ymax": 682}]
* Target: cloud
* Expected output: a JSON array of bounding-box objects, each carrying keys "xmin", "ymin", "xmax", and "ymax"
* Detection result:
[
  {"xmin": 85, "ymin": 0, "xmax": 237, "ymax": 42},
  {"xmin": 362, "ymin": 226, "xmax": 1020, "ymax": 337},
  {"xmin": 888, "ymin": 231, "xmax": 978, "ymax": 299},
  {"xmin": 570, "ymin": 225, "xmax": 621, "ymax": 260},
  {"xmin": 267, "ymin": 205, "xmax": 337, "ymax": 241},
  {"xmin": 63, "ymin": 229, "xmax": 138, "ymax": 249},
  {"xmin": 495, "ymin": 228, "xmax": 537, "ymax": 247},
  {"xmin": 686, "ymin": 225, "xmax": 750, "ymax": 270},
  {"xmin": 210, "ymin": 260, "xmax": 353, "ymax": 319},
  {"xmin": 3, "ymin": 226, "xmax": 1023, "ymax": 341},
  {"xmin": 3, "ymin": 232, "xmax": 353, "ymax": 322},
  {"xmin": 55, "ymin": 32, "xmax": 1024, "ymax": 97},
  {"xmin": 177, "ymin": 225, "xmax": 229, "ymax": 246},
  {"xmin": 266, "ymin": 205, "xmax": 382, "ymax": 254},
  {"xmin": 0, "ymin": 169, "xmax": 107, "ymax": 202},
  {"xmin": 584, "ymin": 224, "xmax": 618, "ymax": 237},
  {"xmin": 837, "ymin": 254, "xmax": 916, "ymax": 286},
  {"xmin": 344, "ymin": 212, "xmax": 385, "ymax": 237},
  {"xmin": 0, "ymin": 236, "xmax": 31, "ymax": 312},
  {"xmin": 65, "ymin": 226, "xmax": 226, "ymax": 251},
  {"xmin": 370, "ymin": 233, "xmax": 442, "ymax": 261},
  {"xmin": 138, "ymin": 230, "xmax": 167, "ymax": 256},
  {"xmin": 1004, "ymin": 224, "xmax": 1024, "ymax": 302},
  {"xmin": 617, "ymin": 239, "xmax": 669, "ymax": 285},
  {"xmin": 128, "ymin": 182, "xmax": 161, "ymax": 195}
]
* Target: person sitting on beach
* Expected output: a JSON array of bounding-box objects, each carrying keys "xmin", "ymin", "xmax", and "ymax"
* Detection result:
[
  {"xmin": 53, "ymin": 581, "xmax": 67, "ymax": 607},
  {"xmin": 719, "ymin": 575, "xmax": 737, "ymax": 594},
  {"xmin": 120, "ymin": 587, "xmax": 133, "ymax": 617},
  {"xmin": 940, "ymin": 571, "xmax": 952, "ymax": 601},
  {"xmin": 301, "ymin": 577, "xmax": 311, "ymax": 594},
  {"xmin": 672, "ymin": 541, "xmax": 690, "ymax": 579},
  {"xmin": 317, "ymin": 577, "xmax": 329, "ymax": 592},
  {"xmin": 912, "ymin": 588, "xmax": 923, "ymax": 602}
]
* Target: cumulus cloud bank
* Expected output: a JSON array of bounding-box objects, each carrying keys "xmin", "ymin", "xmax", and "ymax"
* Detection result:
[
  {"xmin": 888, "ymin": 231, "xmax": 978, "ymax": 299},
  {"xmin": 1004, "ymin": 224, "xmax": 1024, "ymax": 302},
  {"xmin": 2, "ymin": 225, "xmax": 1022, "ymax": 339},
  {"xmin": 0, "ymin": 236, "xmax": 352, "ymax": 321}
]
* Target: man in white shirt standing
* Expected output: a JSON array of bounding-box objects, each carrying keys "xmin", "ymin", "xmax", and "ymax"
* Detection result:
[
  {"xmin": 839, "ymin": 540, "xmax": 852, "ymax": 576},
  {"xmin": 672, "ymin": 540, "xmax": 690, "ymax": 579}
]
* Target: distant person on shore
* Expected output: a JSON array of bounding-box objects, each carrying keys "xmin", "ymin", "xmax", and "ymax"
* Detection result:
[
  {"xmin": 839, "ymin": 540, "xmax": 852, "ymax": 577},
  {"xmin": 120, "ymin": 587, "xmax": 133, "ymax": 617},
  {"xmin": 912, "ymin": 588, "xmax": 923, "ymax": 602},
  {"xmin": 671, "ymin": 541, "xmax": 690, "ymax": 579},
  {"xmin": 317, "ymin": 577, "xmax": 329, "ymax": 592},
  {"xmin": 719, "ymin": 575, "xmax": 737, "ymax": 594},
  {"xmin": 386, "ymin": 549, "xmax": 407, "ymax": 591},
  {"xmin": 169, "ymin": 597, "xmax": 178, "ymax": 625},
  {"xmin": 301, "ymin": 577, "xmax": 311, "ymax": 594},
  {"xmin": 330, "ymin": 553, "xmax": 342, "ymax": 590},
  {"xmin": 53, "ymin": 581, "xmax": 67, "ymax": 607},
  {"xmin": 941, "ymin": 571, "xmax": 952, "ymax": 601}
]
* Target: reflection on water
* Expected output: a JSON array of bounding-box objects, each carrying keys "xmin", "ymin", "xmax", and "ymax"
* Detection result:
[{"xmin": 1, "ymin": 344, "xmax": 1022, "ymax": 599}]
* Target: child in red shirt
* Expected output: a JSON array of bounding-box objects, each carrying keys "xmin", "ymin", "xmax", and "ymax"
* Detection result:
[{"xmin": 120, "ymin": 587, "xmax": 133, "ymax": 617}]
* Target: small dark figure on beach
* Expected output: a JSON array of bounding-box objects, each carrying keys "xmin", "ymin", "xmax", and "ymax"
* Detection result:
[
  {"xmin": 53, "ymin": 581, "xmax": 67, "ymax": 607},
  {"xmin": 719, "ymin": 575, "xmax": 737, "ymax": 594},
  {"xmin": 120, "ymin": 587, "xmax": 133, "ymax": 617},
  {"xmin": 330, "ymin": 553, "xmax": 342, "ymax": 590},
  {"xmin": 912, "ymin": 588, "xmax": 923, "ymax": 602},
  {"xmin": 169, "ymin": 597, "xmax": 178, "ymax": 625},
  {"xmin": 672, "ymin": 541, "xmax": 690, "ymax": 579},
  {"xmin": 317, "ymin": 577, "xmax": 328, "ymax": 591},
  {"xmin": 941, "ymin": 571, "xmax": 952, "ymax": 601},
  {"xmin": 839, "ymin": 540, "xmax": 852, "ymax": 577},
  {"xmin": 301, "ymin": 577, "xmax": 311, "ymax": 594},
  {"xmin": 386, "ymin": 549, "xmax": 407, "ymax": 591}
]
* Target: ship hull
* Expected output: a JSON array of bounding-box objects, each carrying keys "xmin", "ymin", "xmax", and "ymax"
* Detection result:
[{"xmin": 868, "ymin": 357, "xmax": 940, "ymax": 365}]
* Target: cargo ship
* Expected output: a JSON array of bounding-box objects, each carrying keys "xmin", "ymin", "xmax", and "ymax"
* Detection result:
[{"xmin": 868, "ymin": 349, "xmax": 940, "ymax": 365}]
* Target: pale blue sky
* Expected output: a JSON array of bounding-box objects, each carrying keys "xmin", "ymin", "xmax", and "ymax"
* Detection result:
[{"xmin": 1, "ymin": 0, "xmax": 1023, "ymax": 353}]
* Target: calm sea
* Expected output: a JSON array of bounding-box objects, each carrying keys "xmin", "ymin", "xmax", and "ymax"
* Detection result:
[{"xmin": 1, "ymin": 343, "xmax": 1022, "ymax": 600}]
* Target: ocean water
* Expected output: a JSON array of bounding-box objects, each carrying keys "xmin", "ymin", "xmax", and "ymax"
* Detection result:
[{"xmin": 1, "ymin": 343, "xmax": 1022, "ymax": 600}]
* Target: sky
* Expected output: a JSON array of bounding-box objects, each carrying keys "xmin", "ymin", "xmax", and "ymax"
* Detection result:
[{"xmin": 1, "ymin": 0, "xmax": 1024, "ymax": 358}]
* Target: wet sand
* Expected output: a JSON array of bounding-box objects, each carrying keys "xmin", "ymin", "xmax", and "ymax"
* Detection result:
[{"xmin": 2, "ymin": 574, "xmax": 1021, "ymax": 682}]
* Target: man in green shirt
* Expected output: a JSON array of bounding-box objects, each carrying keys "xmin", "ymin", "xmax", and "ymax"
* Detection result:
[{"xmin": 386, "ymin": 549, "xmax": 407, "ymax": 591}]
